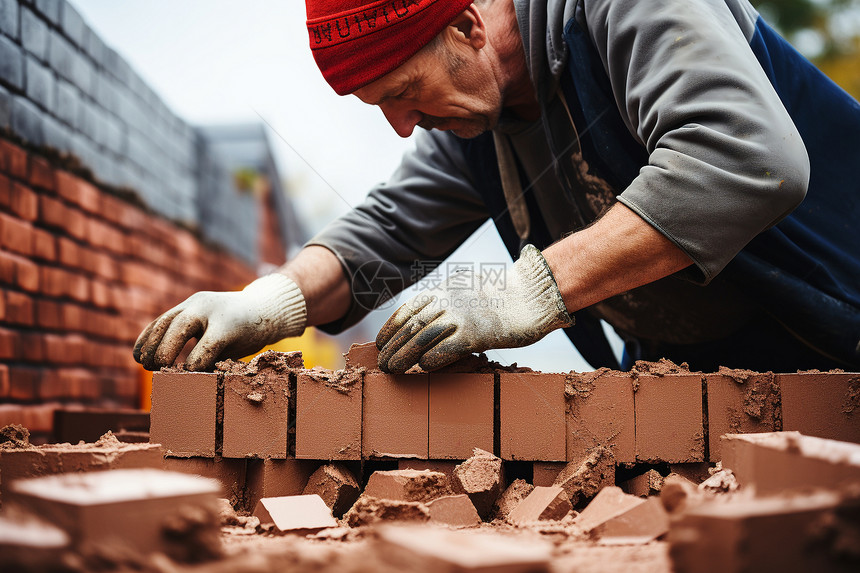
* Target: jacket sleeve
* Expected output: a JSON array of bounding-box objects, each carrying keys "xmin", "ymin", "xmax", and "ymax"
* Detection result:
[
  {"xmin": 584, "ymin": 0, "xmax": 810, "ymax": 283},
  {"xmin": 306, "ymin": 130, "xmax": 490, "ymax": 332}
]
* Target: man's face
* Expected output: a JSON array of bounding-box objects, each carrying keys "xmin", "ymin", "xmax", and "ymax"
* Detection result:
[{"xmin": 353, "ymin": 40, "xmax": 503, "ymax": 139}]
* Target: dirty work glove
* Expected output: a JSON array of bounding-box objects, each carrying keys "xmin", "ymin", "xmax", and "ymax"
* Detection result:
[
  {"xmin": 376, "ymin": 245, "xmax": 574, "ymax": 373},
  {"xmin": 133, "ymin": 274, "xmax": 306, "ymax": 372}
]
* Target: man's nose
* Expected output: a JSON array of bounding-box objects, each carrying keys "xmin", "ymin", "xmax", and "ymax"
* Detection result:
[{"xmin": 380, "ymin": 103, "xmax": 422, "ymax": 138}]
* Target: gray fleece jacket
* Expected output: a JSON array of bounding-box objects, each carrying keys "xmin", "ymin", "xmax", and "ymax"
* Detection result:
[{"xmin": 307, "ymin": 0, "xmax": 809, "ymax": 346}]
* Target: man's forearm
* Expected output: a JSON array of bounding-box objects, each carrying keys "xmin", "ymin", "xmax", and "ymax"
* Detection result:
[
  {"xmin": 275, "ymin": 245, "xmax": 351, "ymax": 326},
  {"xmin": 544, "ymin": 203, "xmax": 694, "ymax": 313}
]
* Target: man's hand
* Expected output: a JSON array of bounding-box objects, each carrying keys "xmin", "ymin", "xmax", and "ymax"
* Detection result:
[
  {"xmin": 376, "ymin": 245, "xmax": 574, "ymax": 373},
  {"xmin": 133, "ymin": 274, "xmax": 307, "ymax": 372}
]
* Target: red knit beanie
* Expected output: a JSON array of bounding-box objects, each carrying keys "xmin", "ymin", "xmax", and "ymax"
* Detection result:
[{"xmin": 307, "ymin": 0, "xmax": 474, "ymax": 95}]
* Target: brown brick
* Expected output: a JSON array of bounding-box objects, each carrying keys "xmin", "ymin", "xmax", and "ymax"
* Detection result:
[
  {"xmin": 669, "ymin": 490, "xmax": 848, "ymax": 573},
  {"xmin": 150, "ymin": 372, "xmax": 219, "ymax": 458},
  {"xmin": 500, "ymin": 372, "xmax": 566, "ymax": 461},
  {"xmin": 89, "ymin": 250, "xmax": 119, "ymax": 281},
  {"xmin": 0, "ymin": 211, "xmax": 33, "ymax": 255},
  {"xmin": 5, "ymin": 291, "xmax": 34, "ymax": 325},
  {"xmin": 0, "ymin": 249, "xmax": 14, "ymax": 284},
  {"xmin": 0, "ymin": 140, "xmax": 28, "ymax": 179},
  {"xmin": 533, "ymin": 462, "xmax": 566, "ymax": 486},
  {"xmin": 722, "ymin": 432, "xmax": 860, "ymax": 496},
  {"xmin": 0, "ymin": 326, "xmax": 18, "ymax": 359},
  {"xmin": 566, "ymin": 371, "xmax": 635, "ymax": 464},
  {"xmin": 61, "ymin": 303, "xmax": 87, "ymax": 331},
  {"xmin": 508, "ymin": 486, "xmax": 572, "ymax": 524},
  {"xmin": 56, "ymin": 171, "xmax": 100, "ymax": 213},
  {"xmin": 7, "ymin": 366, "xmax": 40, "ymax": 401},
  {"xmin": 57, "ymin": 237, "xmax": 81, "ymax": 268},
  {"xmin": 429, "ymin": 372, "xmax": 493, "ymax": 460},
  {"xmin": 245, "ymin": 459, "xmax": 320, "ymax": 513},
  {"xmin": 222, "ymin": 372, "xmax": 289, "ymax": 459},
  {"xmin": 706, "ymin": 370, "xmax": 780, "ymax": 461},
  {"xmin": 0, "ymin": 364, "xmax": 8, "ymax": 398},
  {"xmin": 0, "ymin": 173, "xmax": 9, "ymax": 206},
  {"xmin": 13, "ymin": 254, "xmax": 39, "ymax": 292},
  {"xmin": 0, "ymin": 402, "xmax": 59, "ymax": 432},
  {"xmin": 635, "ymin": 374, "xmax": 705, "ymax": 463},
  {"xmin": 0, "ymin": 250, "xmax": 37, "ymax": 292},
  {"xmin": 27, "ymin": 157, "xmax": 55, "ymax": 192},
  {"xmin": 38, "ymin": 195, "xmax": 86, "ymax": 240},
  {"xmin": 778, "ymin": 371, "xmax": 860, "ymax": 444},
  {"xmin": 162, "ymin": 456, "xmax": 247, "ymax": 508},
  {"xmin": 10, "ymin": 182, "xmax": 39, "ymax": 221},
  {"xmin": 343, "ymin": 341, "xmax": 379, "ymax": 369},
  {"xmin": 18, "ymin": 331, "xmax": 45, "ymax": 362},
  {"xmin": 36, "ymin": 298, "xmax": 63, "ymax": 329},
  {"xmin": 86, "ymin": 217, "xmax": 125, "ymax": 254},
  {"xmin": 40, "ymin": 266, "xmax": 67, "ymax": 297},
  {"xmin": 31, "ymin": 228, "xmax": 57, "ymax": 262},
  {"xmin": 363, "ymin": 371, "xmax": 429, "ymax": 459},
  {"xmin": 295, "ymin": 369, "xmax": 362, "ymax": 460},
  {"xmin": 89, "ymin": 279, "xmax": 115, "ymax": 309}
]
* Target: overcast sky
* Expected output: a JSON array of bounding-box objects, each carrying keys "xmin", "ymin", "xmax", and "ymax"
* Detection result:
[{"xmin": 72, "ymin": 0, "xmax": 608, "ymax": 372}]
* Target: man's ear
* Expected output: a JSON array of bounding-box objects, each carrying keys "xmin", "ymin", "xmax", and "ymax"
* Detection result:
[{"xmin": 447, "ymin": 4, "xmax": 486, "ymax": 50}]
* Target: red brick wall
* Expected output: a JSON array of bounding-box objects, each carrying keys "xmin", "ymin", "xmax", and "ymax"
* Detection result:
[{"xmin": 0, "ymin": 137, "xmax": 256, "ymax": 438}]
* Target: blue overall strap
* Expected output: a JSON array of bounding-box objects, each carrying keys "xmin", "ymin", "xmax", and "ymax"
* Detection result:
[
  {"xmin": 457, "ymin": 132, "xmax": 622, "ymax": 370},
  {"xmin": 726, "ymin": 17, "xmax": 860, "ymax": 366}
]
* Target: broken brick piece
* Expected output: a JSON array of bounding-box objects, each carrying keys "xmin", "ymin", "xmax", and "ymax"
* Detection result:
[
  {"xmin": 574, "ymin": 486, "xmax": 645, "ymax": 534},
  {"xmin": 668, "ymin": 463, "xmax": 713, "ymax": 485},
  {"xmin": 0, "ymin": 438, "xmax": 163, "ymax": 499},
  {"xmin": 706, "ymin": 369, "xmax": 780, "ymax": 461},
  {"xmin": 161, "ymin": 456, "xmax": 247, "ymax": 509},
  {"xmin": 426, "ymin": 494, "xmax": 482, "ymax": 528},
  {"xmin": 635, "ymin": 374, "xmax": 704, "ymax": 463},
  {"xmin": 553, "ymin": 447, "xmax": 615, "ymax": 507},
  {"xmin": 398, "ymin": 459, "xmax": 459, "ymax": 480},
  {"xmin": 778, "ymin": 371, "xmax": 860, "ymax": 444},
  {"xmin": 364, "ymin": 469, "xmax": 449, "ymax": 504},
  {"xmin": 343, "ymin": 341, "xmax": 379, "ymax": 370},
  {"xmin": 377, "ymin": 525, "xmax": 552, "ymax": 573},
  {"xmin": 621, "ymin": 469, "xmax": 665, "ymax": 498},
  {"xmin": 721, "ymin": 431, "xmax": 860, "ymax": 496},
  {"xmin": 500, "ymin": 372, "xmax": 566, "ymax": 461},
  {"xmin": 245, "ymin": 459, "xmax": 320, "ymax": 514},
  {"xmin": 295, "ymin": 368, "xmax": 362, "ymax": 460},
  {"xmin": 428, "ymin": 373, "xmax": 494, "ymax": 460},
  {"xmin": 150, "ymin": 371, "xmax": 219, "ymax": 458},
  {"xmin": 507, "ymin": 485, "xmax": 572, "ymax": 524},
  {"xmin": 0, "ymin": 513, "xmax": 70, "ymax": 571},
  {"xmin": 660, "ymin": 474, "xmax": 703, "ymax": 515},
  {"xmin": 492, "ymin": 479, "xmax": 535, "ymax": 522},
  {"xmin": 451, "ymin": 448, "xmax": 503, "ymax": 520},
  {"xmin": 253, "ymin": 494, "xmax": 337, "ymax": 533},
  {"xmin": 363, "ymin": 371, "xmax": 429, "ymax": 459},
  {"xmin": 669, "ymin": 490, "xmax": 849, "ymax": 573},
  {"xmin": 7, "ymin": 469, "xmax": 221, "ymax": 560},
  {"xmin": 566, "ymin": 371, "xmax": 636, "ymax": 464},
  {"xmin": 302, "ymin": 463, "xmax": 360, "ymax": 518},
  {"xmin": 344, "ymin": 496, "xmax": 430, "ymax": 527},
  {"xmin": 593, "ymin": 497, "xmax": 670, "ymax": 544},
  {"xmin": 221, "ymin": 372, "xmax": 289, "ymax": 459}
]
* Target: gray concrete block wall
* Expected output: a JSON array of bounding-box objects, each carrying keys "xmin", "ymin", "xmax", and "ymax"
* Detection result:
[{"xmin": 0, "ymin": 0, "xmax": 271, "ymax": 264}]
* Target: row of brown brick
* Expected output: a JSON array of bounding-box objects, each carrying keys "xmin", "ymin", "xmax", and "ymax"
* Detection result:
[{"xmin": 151, "ymin": 351, "xmax": 859, "ymax": 465}]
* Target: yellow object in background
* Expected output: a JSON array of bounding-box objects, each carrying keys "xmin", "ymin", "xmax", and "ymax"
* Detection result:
[{"xmin": 248, "ymin": 327, "xmax": 345, "ymax": 370}]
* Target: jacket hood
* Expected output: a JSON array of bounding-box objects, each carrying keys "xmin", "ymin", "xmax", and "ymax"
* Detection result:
[{"xmin": 513, "ymin": 0, "xmax": 577, "ymax": 104}]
